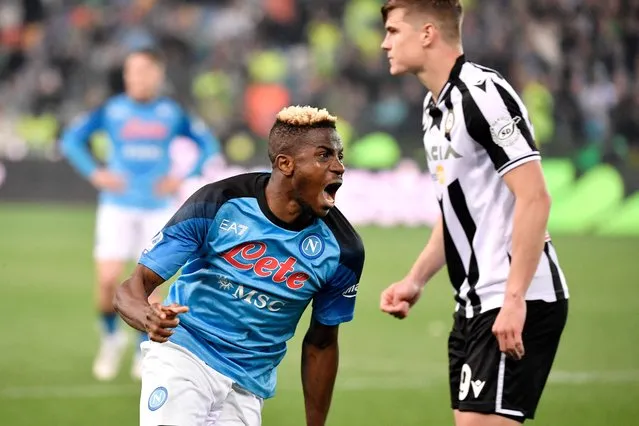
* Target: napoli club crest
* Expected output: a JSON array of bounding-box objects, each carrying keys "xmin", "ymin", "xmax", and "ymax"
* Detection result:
[
  {"xmin": 300, "ymin": 234, "xmax": 324, "ymax": 259},
  {"xmin": 148, "ymin": 386, "xmax": 168, "ymax": 411}
]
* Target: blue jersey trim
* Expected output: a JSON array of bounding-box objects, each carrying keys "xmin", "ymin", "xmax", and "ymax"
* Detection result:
[{"xmin": 312, "ymin": 312, "xmax": 354, "ymax": 326}]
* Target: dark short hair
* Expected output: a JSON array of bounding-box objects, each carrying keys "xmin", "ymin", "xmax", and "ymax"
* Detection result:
[
  {"xmin": 381, "ymin": 0, "xmax": 463, "ymax": 42},
  {"xmin": 127, "ymin": 47, "xmax": 166, "ymax": 66}
]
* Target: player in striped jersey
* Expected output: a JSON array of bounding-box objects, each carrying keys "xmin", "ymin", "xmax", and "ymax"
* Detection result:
[{"xmin": 378, "ymin": 1, "xmax": 569, "ymax": 425}]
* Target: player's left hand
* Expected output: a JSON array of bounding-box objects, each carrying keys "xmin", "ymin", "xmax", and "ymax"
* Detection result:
[
  {"xmin": 155, "ymin": 176, "xmax": 183, "ymax": 196},
  {"xmin": 492, "ymin": 296, "xmax": 526, "ymax": 360},
  {"xmin": 380, "ymin": 278, "xmax": 423, "ymax": 319}
]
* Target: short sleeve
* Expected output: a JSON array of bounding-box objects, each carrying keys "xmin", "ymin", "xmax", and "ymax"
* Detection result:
[
  {"xmin": 139, "ymin": 185, "xmax": 221, "ymax": 280},
  {"xmin": 460, "ymin": 75, "xmax": 540, "ymax": 176},
  {"xmin": 311, "ymin": 247, "xmax": 365, "ymax": 326}
]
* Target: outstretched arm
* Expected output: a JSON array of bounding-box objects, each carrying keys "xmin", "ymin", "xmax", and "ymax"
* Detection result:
[{"xmin": 301, "ymin": 319, "xmax": 339, "ymax": 426}]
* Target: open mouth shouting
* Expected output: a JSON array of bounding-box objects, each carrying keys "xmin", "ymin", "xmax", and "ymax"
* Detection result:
[{"xmin": 322, "ymin": 180, "xmax": 343, "ymax": 207}]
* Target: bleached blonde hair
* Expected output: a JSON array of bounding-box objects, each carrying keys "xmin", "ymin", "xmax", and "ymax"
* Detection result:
[
  {"xmin": 268, "ymin": 106, "xmax": 338, "ymax": 164},
  {"xmin": 275, "ymin": 106, "xmax": 337, "ymax": 127}
]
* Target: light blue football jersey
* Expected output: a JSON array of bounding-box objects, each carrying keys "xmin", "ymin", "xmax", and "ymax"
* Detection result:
[
  {"xmin": 61, "ymin": 94, "xmax": 219, "ymax": 209},
  {"xmin": 139, "ymin": 172, "xmax": 365, "ymax": 398}
]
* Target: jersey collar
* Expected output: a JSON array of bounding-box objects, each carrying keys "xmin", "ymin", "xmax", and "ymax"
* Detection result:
[
  {"xmin": 433, "ymin": 54, "xmax": 466, "ymax": 107},
  {"xmin": 256, "ymin": 174, "xmax": 316, "ymax": 232},
  {"xmin": 449, "ymin": 54, "xmax": 466, "ymax": 80}
]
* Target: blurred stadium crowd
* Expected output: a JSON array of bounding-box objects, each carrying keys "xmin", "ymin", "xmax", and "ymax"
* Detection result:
[{"xmin": 0, "ymin": 0, "xmax": 638, "ymax": 187}]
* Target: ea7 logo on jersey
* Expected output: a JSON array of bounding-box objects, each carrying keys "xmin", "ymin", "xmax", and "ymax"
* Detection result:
[
  {"xmin": 490, "ymin": 116, "xmax": 522, "ymax": 147},
  {"xmin": 220, "ymin": 219, "xmax": 249, "ymax": 236},
  {"xmin": 300, "ymin": 234, "xmax": 324, "ymax": 259}
]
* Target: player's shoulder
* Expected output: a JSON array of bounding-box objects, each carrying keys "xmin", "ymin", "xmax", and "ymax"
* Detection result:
[
  {"xmin": 154, "ymin": 96, "xmax": 182, "ymax": 110},
  {"xmin": 169, "ymin": 172, "xmax": 269, "ymax": 225},
  {"xmin": 458, "ymin": 61, "xmax": 505, "ymax": 84},
  {"xmin": 99, "ymin": 94, "xmax": 133, "ymax": 120},
  {"xmin": 322, "ymin": 207, "xmax": 362, "ymax": 248},
  {"xmin": 455, "ymin": 61, "xmax": 525, "ymax": 114},
  {"xmin": 102, "ymin": 93, "xmax": 129, "ymax": 108},
  {"xmin": 153, "ymin": 97, "xmax": 205, "ymax": 127},
  {"xmin": 150, "ymin": 96, "xmax": 187, "ymax": 120},
  {"xmin": 322, "ymin": 207, "xmax": 365, "ymax": 272},
  {"xmin": 190, "ymin": 172, "xmax": 269, "ymax": 205},
  {"xmin": 456, "ymin": 61, "xmax": 517, "ymax": 95}
]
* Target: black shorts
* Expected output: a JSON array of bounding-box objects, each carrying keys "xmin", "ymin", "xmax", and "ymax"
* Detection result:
[{"xmin": 449, "ymin": 300, "xmax": 568, "ymax": 423}]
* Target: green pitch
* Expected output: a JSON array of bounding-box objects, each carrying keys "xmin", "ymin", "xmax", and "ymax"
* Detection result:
[{"xmin": 1, "ymin": 204, "xmax": 638, "ymax": 425}]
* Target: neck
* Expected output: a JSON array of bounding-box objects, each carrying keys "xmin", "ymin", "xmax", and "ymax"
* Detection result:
[
  {"xmin": 416, "ymin": 44, "xmax": 463, "ymax": 101},
  {"xmin": 128, "ymin": 93, "xmax": 158, "ymax": 104},
  {"xmin": 265, "ymin": 173, "xmax": 312, "ymax": 225}
]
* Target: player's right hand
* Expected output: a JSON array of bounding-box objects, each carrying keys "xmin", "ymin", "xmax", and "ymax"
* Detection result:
[
  {"xmin": 144, "ymin": 303, "xmax": 189, "ymax": 343},
  {"xmin": 89, "ymin": 169, "xmax": 125, "ymax": 192},
  {"xmin": 380, "ymin": 278, "xmax": 423, "ymax": 319}
]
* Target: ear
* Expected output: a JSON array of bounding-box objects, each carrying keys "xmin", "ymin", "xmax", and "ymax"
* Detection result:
[
  {"xmin": 275, "ymin": 154, "xmax": 295, "ymax": 177},
  {"xmin": 421, "ymin": 22, "xmax": 435, "ymax": 47}
]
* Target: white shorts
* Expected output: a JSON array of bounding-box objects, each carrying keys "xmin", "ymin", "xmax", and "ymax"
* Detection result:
[
  {"xmin": 94, "ymin": 204, "xmax": 175, "ymax": 261},
  {"xmin": 140, "ymin": 341, "xmax": 263, "ymax": 426}
]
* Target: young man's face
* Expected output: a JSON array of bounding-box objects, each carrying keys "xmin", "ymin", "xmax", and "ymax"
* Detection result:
[
  {"xmin": 290, "ymin": 128, "xmax": 345, "ymax": 217},
  {"xmin": 381, "ymin": 8, "xmax": 426, "ymax": 75},
  {"xmin": 123, "ymin": 53, "xmax": 164, "ymax": 102}
]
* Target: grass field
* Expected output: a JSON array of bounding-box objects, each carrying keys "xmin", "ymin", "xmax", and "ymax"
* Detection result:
[{"xmin": 1, "ymin": 203, "xmax": 638, "ymax": 425}]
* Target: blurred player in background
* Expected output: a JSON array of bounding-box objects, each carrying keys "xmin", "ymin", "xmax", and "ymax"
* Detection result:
[
  {"xmin": 60, "ymin": 47, "xmax": 220, "ymax": 381},
  {"xmin": 114, "ymin": 106, "xmax": 364, "ymax": 426},
  {"xmin": 379, "ymin": 1, "xmax": 569, "ymax": 425}
]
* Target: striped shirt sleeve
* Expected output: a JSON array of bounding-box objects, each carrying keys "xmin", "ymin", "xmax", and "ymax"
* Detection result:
[{"xmin": 459, "ymin": 75, "xmax": 540, "ymax": 176}]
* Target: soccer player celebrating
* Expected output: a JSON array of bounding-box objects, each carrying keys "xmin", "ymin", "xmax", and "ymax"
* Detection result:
[
  {"xmin": 378, "ymin": 1, "xmax": 569, "ymax": 425},
  {"xmin": 60, "ymin": 47, "xmax": 220, "ymax": 381},
  {"xmin": 114, "ymin": 106, "xmax": 365, "ymax": 426}
]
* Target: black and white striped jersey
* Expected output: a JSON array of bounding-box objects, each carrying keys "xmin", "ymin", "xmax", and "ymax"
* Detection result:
[{"xmin": 422, "ymin": 55, "xmax": 569, "ymax": 318}]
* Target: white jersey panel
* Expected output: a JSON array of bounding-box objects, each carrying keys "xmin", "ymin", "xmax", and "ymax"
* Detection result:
[{"xmin": 421, "ymin": 56, "xmax": 569, "ymax": 317}]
